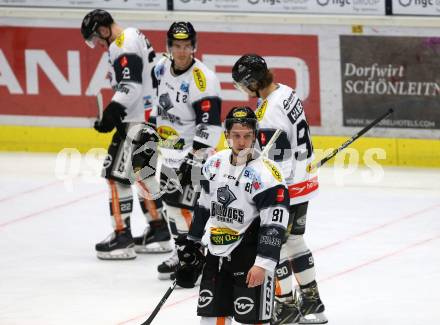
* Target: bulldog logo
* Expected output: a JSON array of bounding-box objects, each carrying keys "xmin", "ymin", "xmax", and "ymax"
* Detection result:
[{"xmin": 217, "ymin": 185, "xmax": 237, "ymax": 208}]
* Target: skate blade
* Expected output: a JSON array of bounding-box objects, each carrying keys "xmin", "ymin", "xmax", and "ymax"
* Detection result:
[
  {"xmin": 299, "ymin": 312, "xmax": 328, "ymax": 324},
  {"xmin": 135, "ymin": 242, "xmax": 173, "ymax": 254},
  {"xmin": 96, "ymin": 248, "xmax": 137, "ymax": 260}
]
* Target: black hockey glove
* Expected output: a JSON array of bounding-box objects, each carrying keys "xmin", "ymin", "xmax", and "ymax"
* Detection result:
[
  {"xmin": 178, "ymin": 152, "xmax": 205, "ymax": 188},
  {"xmin": 132, "ymin": 125, "xmax": 160, "ymax": 176},
  {"xmin": 94, "ymin": 101, "xmax": 127, "ymax": 133},
  {"xmin": 175, "ymin": 234, "xmax": 205, "ymax": 288}
]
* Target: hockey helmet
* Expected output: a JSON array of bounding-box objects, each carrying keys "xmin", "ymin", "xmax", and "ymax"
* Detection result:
[
  {"xmin": 167, "ymin": 22, "xmax": 197, "ymax": 49},
  {"xmin": 225, "ymin": 106, "xmax": 258, "ymax": 134},
  {"xmin": 81, "ymin": 9, "xmax": 114, "ymax": 48},
  {"xmin": 232, "ymin": 54, "xmax": 268, "ymax": 90}
]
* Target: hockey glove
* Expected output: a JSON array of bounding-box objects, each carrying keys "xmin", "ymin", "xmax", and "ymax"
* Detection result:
[
  {"xmin": 175, "ymin": 234, "xmax": 205, "ymax": 288},
  {"xmin": 178, "ymin": 152, "xmax": 205, "ymax": 188},
  {"xmin": 94, "ymin": 101, "xmax": 127, "ymax": 133},
  {"xmin": 132, "ymin": 125, "xmax": 160, "ymax": 170}
]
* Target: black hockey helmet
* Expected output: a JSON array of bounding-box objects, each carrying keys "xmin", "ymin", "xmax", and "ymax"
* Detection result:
[
  {"xmin": 167, "ymin": 21, "xmax": 197, "ymax": 48},
  {"xmin": 225, "ymin": 106, "xmax": 258, "ymax": 134},
  {"xmin": 81, "ymin": 9, "xmax": 114, "ymax": 47},
  {"xmin": 232, "ymin": 54, "xmax": 268, "ymax": 90}
]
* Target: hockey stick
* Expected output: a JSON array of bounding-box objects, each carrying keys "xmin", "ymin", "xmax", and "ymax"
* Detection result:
[
  {"xmin": 140, "ymin": 280, "xmax": 177, "ymax": 325},
  {"xmin": 261, "ymin": 129, "xmax": 282, "ymax": 157},
  {"xmin": 96, "ymin": 91, "xmax": 104, "ymax": 121},
  {"xmin": 306, "ymin": 108, "xmax": 394, "ymax": 173}
]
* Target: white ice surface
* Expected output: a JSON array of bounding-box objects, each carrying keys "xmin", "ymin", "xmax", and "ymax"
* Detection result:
[{"xmin": 0, "ymin": 152, "xmax": 439, "ymax": 325}]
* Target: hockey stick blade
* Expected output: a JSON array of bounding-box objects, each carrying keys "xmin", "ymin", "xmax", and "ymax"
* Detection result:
[
  {"xmin": 307, "ymin": 108, "xmax": 393, "ymax": 173},
  {"xmin": 96, "ymin": 91, "xmax": 104, "ymax": 121},
  {"xmin": 140, "ymin": 280, "xmax": 177, "ymax": 325}
]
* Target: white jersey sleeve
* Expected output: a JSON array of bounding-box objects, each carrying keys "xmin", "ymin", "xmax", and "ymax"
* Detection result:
[{"xmin": 108, "ymin": 28, "xmax": 156, "ymax": 122}]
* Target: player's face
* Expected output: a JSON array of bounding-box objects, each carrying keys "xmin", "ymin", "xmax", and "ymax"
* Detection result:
[
  {"xmin": 226, "ymin": 124, "xmax": 256, "ymax": 158},
  {"xmin": 85, "ymin": 26, "xmax": 110, "ymax": 49},
  {"xmin": 170, "ymin": 40, "xmax": 194, "ymax": 70}
]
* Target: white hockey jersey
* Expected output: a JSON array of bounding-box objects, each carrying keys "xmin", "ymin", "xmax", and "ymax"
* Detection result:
[
  {"xmin": 154, "ymin": 57, "xmax": 223, "ymax": 169},
  {"xmin": 255, "ymin": 83, "xmax": 318, "ymax": 204},
  {"xmin": 188, "ymin": 149, "xmax": 289, "ymax": 272},
  {"xmin": 107, "ymin": 27, "xmax": 156, "ymax": 122}
]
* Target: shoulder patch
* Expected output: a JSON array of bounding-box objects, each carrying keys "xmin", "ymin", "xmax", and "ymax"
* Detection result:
[
  {"xmin": 256, "ymin": 99, "xmax": 267, "ymax": 122},
  {"xmin": 115, "ymin": 32, "xmax": 125, "ymax": 48},
  {"xmin": 263, "ymin": 159, "xmax": 282, "ymax": 182},
  {"xmin": 154, "ymin": 63, "xmax": 165, "ymax": 79},
  {"xmin": 193, "ymin": 67, "xmax": 206, "ymax": 92}
]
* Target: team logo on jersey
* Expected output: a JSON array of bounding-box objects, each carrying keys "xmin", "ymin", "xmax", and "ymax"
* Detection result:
[
  {"xmin": 259, "ymin": 131, "xmax": 267, "ymax": 145},
  {"xmin": 263, "ymin": 159, "xmax": 282, "ymax": 182},
  {"xmin": 201, "ymin": 100, "xmax": 211, "ymax": 112},
  {"xmin": 255, "ymin": 99, "xmax": 268, "ymax": 121},
  {"xmin": 193, "ymin": 67, "xmax": 207, "ymax": 92},
  {"xmin": 211, "ymin": 202, "xmax": 244, "ymax": 224},
  {"xmin": 115, "ymin": 32, "xmax": 125, "ymax": 48},
  {"xmin": 180, "ymin": 81, "xmax": 189, "ymax": 93},
  {"xmin": 120, "ymin": 56, "xmax": 128, "ymax": 67},
  {"xmin": 217, "ymin": 185, "xmax": 236, "ymax": 207},
  {"xmin": 157, "ymin": 126, "xmax": 179, "ymax": 140},
  {"xmin": 212, "ymin": 186, "xmax": 244, "ymax": 224},
  {"xmin": 276, "ymin": 188, "xmax": 285, "ymax": 202},
  {"xmin": 158, "ymin": 93, "xmax": 173, "ymax": 111}
]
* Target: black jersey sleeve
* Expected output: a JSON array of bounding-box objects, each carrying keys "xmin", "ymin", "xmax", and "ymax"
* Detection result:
[
  {"xmin": 252, "ymin": 184, "xmax": 289, "ymax": 270},
  {"xmin": 192, "ymin": 96, "xmax": 222, "ymax": 150}
]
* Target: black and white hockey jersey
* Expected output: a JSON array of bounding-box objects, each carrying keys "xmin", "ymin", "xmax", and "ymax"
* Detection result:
[
  {"xmin": 107, "ymin": 27, "xmax": 156, "ymax": 122},
  {"xmin": 154, "ymin": 57, "xmax": 223, "ymax": 169},
  {"xmin": 188, "ymin": 149, "xmax": 289, "ymax": 272},
  {"xmin": 256, "ymin": 83, "xmax": 318, "ymax": 205}
]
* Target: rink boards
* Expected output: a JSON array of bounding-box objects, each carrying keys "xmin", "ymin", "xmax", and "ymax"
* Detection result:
[
  {"xmin": 1, "ymin": 125, "xmax": 439, "ymax": 168},
  {"xmin": 1, "ymin": 8, "xmax": 439, "ymax": 168}
]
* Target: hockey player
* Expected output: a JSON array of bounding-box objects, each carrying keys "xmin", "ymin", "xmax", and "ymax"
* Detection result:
[
  {"xmin": 232, "ymin": 54, "xmax": 328, "ymax": 324},
  {"xmin": 80, "ymin": 9, "xmax": 171, "ymax": 260},
  {"xmin": 174, "ymin": 106, "xmax": 289, "ymax": 324},
  {"xmin": 149, "ymin": 22, "xmax": 222, "ymax": 279}
]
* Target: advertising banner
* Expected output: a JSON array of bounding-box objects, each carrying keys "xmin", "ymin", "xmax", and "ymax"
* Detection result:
[
  {"xmin": 174, "ymin": 0, "xmax": 386, "ymax": 15},
  {"xmin": 0, "ymin": 27, "xmax": 321, "ymax": 126},
  {"xmin": 0, "ymin": 0, "xmax": 166, "ymax": 10},
  {"xmin": 340, "ymin": 35, "xmax": 440, "ymax": 129},
  {"xmin": 392, "ymin": 0, "xmax": 440, "ymax": 16}
]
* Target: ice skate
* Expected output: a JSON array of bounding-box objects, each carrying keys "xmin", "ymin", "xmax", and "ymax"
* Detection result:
[
  {"xmin": 95, "ymin": 228, "xmax": 136, "ymax": 260},
  {"xmin": 134, "ymin": 220, "xmax": 172, "ymax": 253},
  {"xmin": 299, "ymin": 284, "xmax": 328, "ymax": 324},
  {"xmin": 157, "ymin": 250, "xmax": 179, "ymax": 280}
]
